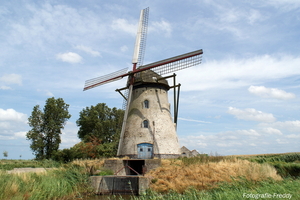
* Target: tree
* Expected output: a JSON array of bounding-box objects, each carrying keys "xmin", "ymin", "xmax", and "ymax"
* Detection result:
[
  {"xmin": 76, "ymin": 103, "xmax": 124, "ymax": 157},
  {"xmin": 3, "ymin": 151, "xmax": 8, "ymax": 158},
  {"xmin": 26, "ymin": 97, "xmax": 71, "ymax": 160}
]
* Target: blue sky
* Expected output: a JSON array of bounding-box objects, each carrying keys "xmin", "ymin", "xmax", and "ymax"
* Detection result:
[{"xmin": 1, "ymin": 0, "xmax": 300, "ymax": 159}]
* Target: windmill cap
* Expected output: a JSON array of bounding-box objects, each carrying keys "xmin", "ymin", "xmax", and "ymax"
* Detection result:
[{"xmin": 132, "ymin": 69, "xmax": 170, "ymax": 90}]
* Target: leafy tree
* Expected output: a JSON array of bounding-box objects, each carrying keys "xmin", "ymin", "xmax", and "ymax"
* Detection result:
[
  {"xmin": 71, "ymin": 136, "xmax": 102, "ymax": 159},
  {"xmin": 76, "ymin": 103, "xmax": 124, "ymax": 157},
  {"xmin": 52, "ymin": 148, "xmax": 75, "ymax": 163},
  {"xmin": 3, "ymin": 151, "xmax": 8, "ymax": 158},
  {"xmin": 26, "ymin": 97, "xmax": 71, "ymax": 160}
]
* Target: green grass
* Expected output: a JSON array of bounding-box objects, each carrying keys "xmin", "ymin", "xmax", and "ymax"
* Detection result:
[
  {"xmin": 1, "ymin": 154, "xmax": 300, "ymax": 199},
  {"xmin": 240, "ymin": 153, "xmax": 300, "ymax": 178},
  {"xmin": 0, "ymin": 159, "xmax": 62, "ymax": 170},
  {"xmin": 129, "ymin": 178, "xmax": 300, "ymax": 200},
  {"xmin": 246, "ymin": 153, "xmax": 300, "ymax": 164},
  {"xmin": 96, "ymin": 168, "xmax": 114, "ymax": 176},
  {"xmin": 0, "ymin": 164, "xmax": 92, "ymax": 200}
]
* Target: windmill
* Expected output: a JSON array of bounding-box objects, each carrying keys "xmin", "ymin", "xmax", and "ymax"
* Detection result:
[{"xmin": 83, "ymin": 8, "xmax": 203, "ymax": 159}]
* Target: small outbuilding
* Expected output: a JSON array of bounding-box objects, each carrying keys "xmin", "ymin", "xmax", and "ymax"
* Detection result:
[{"xmin": 180, "ymin": 146, "xmax": 200, "ymax": 157}]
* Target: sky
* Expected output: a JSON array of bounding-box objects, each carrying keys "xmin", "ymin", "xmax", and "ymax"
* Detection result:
[{"xmin": 1, "ymin": 0, "xmax": 300, "ymax": 159}]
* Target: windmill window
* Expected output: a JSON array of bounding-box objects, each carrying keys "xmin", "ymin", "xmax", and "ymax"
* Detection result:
[
  {"xmin": 144, "ymin": 100, "xmax": 149, "ymax": 108},
  {"xmin": 143, "ymin": 120, "xmax": 149, "ymax": 128}
]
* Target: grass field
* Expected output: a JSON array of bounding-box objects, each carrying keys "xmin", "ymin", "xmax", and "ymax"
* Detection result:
[
  {"xmin": 139, "ymin": 153, "xmax": 300, "ymax": 199},
  {"xmin": 0, "ymin": 160, "xmax": 95, "ymax": 200},
  {"xmin": 132, "ymin": 178, "xmax": 300, "ymax": 200},
  {"xmin": 1, "ymin": 153, "xmax": 300, "ymax": 199},
  {"xmin": 145, "ymin": 156, "xmax": 281, "ymax": 193}
]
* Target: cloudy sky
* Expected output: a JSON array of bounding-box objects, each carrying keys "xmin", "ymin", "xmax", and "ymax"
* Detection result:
[{"xmin": 1, "ymin": 0, "xmax": 300, "ymax": 159}]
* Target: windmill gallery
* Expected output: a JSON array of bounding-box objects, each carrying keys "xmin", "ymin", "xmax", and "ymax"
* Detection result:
[{"xmin": 85, "ymin": 8, "xmax": 203, "ymax": 194}]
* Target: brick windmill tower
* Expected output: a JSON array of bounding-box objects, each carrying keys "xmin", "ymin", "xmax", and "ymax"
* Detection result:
[{"xmin": 84, "ymin": 8, "xmax": 203, "ymax": 159}]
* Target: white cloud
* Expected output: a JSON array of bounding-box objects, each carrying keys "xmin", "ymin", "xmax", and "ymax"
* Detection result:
[
  {"xmin": 0, "ymin": 108, "xmax": 27, "ymax": 122},
  {"xmin": 196, "ymin": 142, "xmax": 208, "ymax": 148},
  {"xmin": 46, "ymin": 91, "xmax": 54, "ymax": 97},
  {"xmin": 0, "ymin": 122, "xmax": 11, "ymax": 129},
  {"xmin": 194, "ymin": 2, "xmax": 267, "ymax": 39},
  {"xmin": 0, "ymin": 74, "xmax": 22, "ymax": 86},
  {"xmin": 14, "ymin": 131, "xmax": 26, "ymax": 138},
  {"xmin": 111, "ymin": 18, "xmax": 137, "ymax": 35},
  {"xmin": 0, "ymin": 86, "xmax": 12, "ymax": 90},
  {"xmin": 75, "ymin": 45, "xmax": 101, "ymax": 57},
  {"xmin": 56, "ymin": 52, "xmax": 82, "ymax": 63},
  {"xmin": 150, "ymin": 19, "xmax": 172, "ymax": 37},
  {"xmin": 216, "ymin": 141, "xmax": 243, "ymax": 147},
  {"xmin": 228, "ymin": 107, "xmax": 276, "ymax": 122},
  {"xmin": 37, "ymin": 89, "xmax": 54, "ymax": 97},
  {"xmin": 262, "ymin": 127, "xmax": 283, "ymax": 135},
  {"xmin": 248, "ymin": 85, "xmax": 296, "ymax": 100},
  {"xmin": 286, "ymin": 134, "xmax": 300, "ymax": 139},
  {"xmin": 60, "ymin": 121, "xmax": 80, "ymax": 149},
  {"xmin": 236, "ymin": 129, "xmax": 261, "ymax": 136},
  {"xmin": 248, "ymin": 10, "xmax": 264, "ymax": 25},
  {"xmin": 178, "ymin": 117, "xmax": 211, "ymax": 123},
  {"xmin": 260, "ymin": 120, "xmax": 300, "ymax": 133},
  {"xmin": 120, "ymin": 45, "xmax": 128, "ymax": 52},
  {"xmin": 179, "ymin": 123, "xmax": 300, "ymax": 155},
  {"xmin": 180, "ymin": 55, "xmax": 300, "ymax": 91},
  {"xmin": 276, "ymin": 139, "xmax": 288, "ymax": 144},
  {"xmin": 0, "ymin": 109, "xmax": 28, "ymax": 140},
  {"xmin": 7, "ymin": 3, "xmax": 107, "ymax": 48},
  {"xmin": 265, "ymin": 0, "xmax": 300, "ymax": 11}
]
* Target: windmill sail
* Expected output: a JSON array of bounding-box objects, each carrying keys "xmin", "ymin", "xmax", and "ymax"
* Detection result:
[
  {"xmin": 83, "ymin": 67, "xmax": 128, "ymax": 91},
  {"xmin": 122, "ymin": 89, "xmax": 129, "ymax": 110},
  {"xmin": 132, "ymin": 7, "xmax": 149, "ymax": 66},
  {"xmin": 139, "ymin": 49, "xmax": 203, "ymax": 76}
]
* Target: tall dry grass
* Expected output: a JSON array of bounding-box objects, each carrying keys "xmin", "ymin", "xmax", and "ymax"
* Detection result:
[
  {"xmin": 72, "ymin": 159, "xmax": 105, "ymax": 175},
  {"xmin": 146, "ymin": 157, "xmax": 282, "ymax": 193},
  {"xmin": 0, "ymin": 165, "xmax": 91, "ymax": 200},
  {"xmin": 71, "ymin": 157, "xmax": 131, "ymax": 175}
]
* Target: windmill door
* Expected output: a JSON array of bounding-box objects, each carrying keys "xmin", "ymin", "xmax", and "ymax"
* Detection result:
[{"xmin": 137, "ymin": 143, "xmax": 153, "ymax": 159}]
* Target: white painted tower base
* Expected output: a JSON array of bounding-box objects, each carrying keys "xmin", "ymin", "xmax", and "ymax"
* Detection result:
[{"xmin": 117, "ymin": 70, "xmax": 181, "ymax": 159}]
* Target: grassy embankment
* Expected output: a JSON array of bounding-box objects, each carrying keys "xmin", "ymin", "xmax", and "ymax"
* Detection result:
[
  {"xmin": 136, "ymin": 153, "xmax": 300, "ymax": 199},
  {"xmin": 0, "ymin": 159, "xmax": 104, "ymax": 200},
  {"xmin": 239, "ymin": 152, "xmax": 300, "ymax": 177},
  {"xmin": 1, "ymin": 153, "xmax": 300, "ymax": 199}
]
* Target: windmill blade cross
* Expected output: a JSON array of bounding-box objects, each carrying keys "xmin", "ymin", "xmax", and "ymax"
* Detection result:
[{"xmin": 83, "ymin": 8, "xmax": 202, "ymax": 93}]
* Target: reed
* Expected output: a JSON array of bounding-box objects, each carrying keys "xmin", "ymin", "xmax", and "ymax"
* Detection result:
[
  {"xmin": 133, "ymin": 178, "xmax": 300, "ymax": 200},
  {"xmin": 146, "ymin": 157, "xmax": 281, "ymax": 193},
  {"xmin": 71, "ymin": 158, "xmax": 105, "ymax": 175},
  {"xmin": 237, "ymin": 153, "xmax": 300, "ymax": 177},
  {"xmin": 0, "ymin": 165, "xmax": 92, "ymax": 200}
]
